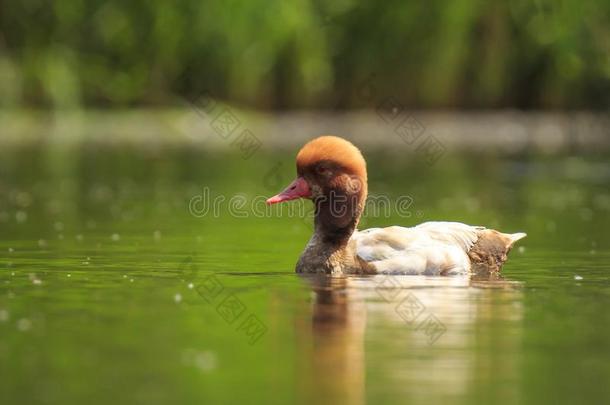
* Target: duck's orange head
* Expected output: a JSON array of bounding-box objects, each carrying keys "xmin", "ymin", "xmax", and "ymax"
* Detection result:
[{"xmin": 267, "ymin": 135, "xmax": 368, "ymax": 205}]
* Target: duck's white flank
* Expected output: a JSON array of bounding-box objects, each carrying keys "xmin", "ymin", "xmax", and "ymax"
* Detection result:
[{"xmin": 353, "ymin": 221, "xmax": 526, "ymax": 275}]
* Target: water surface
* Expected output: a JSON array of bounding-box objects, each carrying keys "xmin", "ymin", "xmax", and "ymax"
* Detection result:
[{"xmin": 0, "ymin": 144, "xmax": 609, "ymax": 404}]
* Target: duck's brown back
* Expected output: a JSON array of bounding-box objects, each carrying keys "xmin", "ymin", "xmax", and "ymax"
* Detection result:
[{"xmin": 467, "ymin": 229, "xmax": 526, "ymax": 271}]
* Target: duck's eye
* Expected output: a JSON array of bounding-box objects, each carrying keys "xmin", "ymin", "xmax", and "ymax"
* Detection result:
[{"xmin": 316, "ymin": 166, "xmax": 329, "ymax": 175}]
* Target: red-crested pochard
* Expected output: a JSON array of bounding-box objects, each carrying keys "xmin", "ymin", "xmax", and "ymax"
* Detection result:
[{"xmin": 267, "ymin": 136, "xmax": 526, "ymax": 275}]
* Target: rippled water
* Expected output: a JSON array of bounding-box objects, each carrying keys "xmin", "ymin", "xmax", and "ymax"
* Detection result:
[{"xmin": 0, "ymin": 144, "xmax": 609, "ymax": 404}]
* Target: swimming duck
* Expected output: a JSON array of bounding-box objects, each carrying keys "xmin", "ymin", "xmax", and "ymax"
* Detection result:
[{"xmin": 266, "ymin": 136, "xmax": 526, "ymax": 275}]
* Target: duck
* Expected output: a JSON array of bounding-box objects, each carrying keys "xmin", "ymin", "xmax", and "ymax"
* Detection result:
[{"xmin": 266, "ymin": 135, "xmax": 526, "ymax": 275}]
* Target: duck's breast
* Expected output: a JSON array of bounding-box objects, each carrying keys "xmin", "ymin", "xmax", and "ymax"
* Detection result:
[{"xmin": 352, "ymin": 222, "xmax": 483, "ymax": 275}]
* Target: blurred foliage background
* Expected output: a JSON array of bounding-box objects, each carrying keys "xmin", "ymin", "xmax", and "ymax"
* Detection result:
[{"xmin": 0, "ymin": 0, "xmax": 608, "ymax": 110}]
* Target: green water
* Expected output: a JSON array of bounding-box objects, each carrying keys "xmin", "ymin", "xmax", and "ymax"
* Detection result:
[{"xmin": 1, "ymin": 144, "xmax": 609, "ymax": 404}]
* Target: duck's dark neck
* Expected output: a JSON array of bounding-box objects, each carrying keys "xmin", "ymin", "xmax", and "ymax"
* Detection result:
[
  {"xmin": 296, "ymin": 190, "xmax": 366, "ymax": 274},
  {"xmin": 313, "ymin": 191, "xmax": 363, "ymax": 246}
]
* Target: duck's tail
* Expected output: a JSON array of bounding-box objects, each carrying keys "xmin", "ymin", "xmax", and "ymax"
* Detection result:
[
  {"xmin": 468, "ymin": 229, "xmax": 527, "ymax": 271},
  {"xmin": 505, "ymin": 232, "xmax": 527, "ymax": 247}
]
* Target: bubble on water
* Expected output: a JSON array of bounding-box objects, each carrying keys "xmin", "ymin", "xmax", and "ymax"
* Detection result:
[
  {"xmin": 46, "ymin": 199, "xmax": 62, "ymax": 215},
  {"xmin": 76, "ymin": 234, "xmax": 84, "ymax": 242},
  {"xmin": 174, "ymin": 293, "xmax": 182, "ymax": 303},
  {"xmin": 57, "ymin": 234, "xmax": 64, "ymax": 240},
  {"xmin": 0, "ymin": 309, "xmax": 8, "ymax": 322},
  {"xmin": 15, "ymin": 191, "xmax": 32, "ymax": 207},
  {"xmin": 110, "ymin": 204, "xmax": 122, "ymax": 219},
  {"xmin": 184, "ymin": 349, "xmax": 217, "ymax": 372},
  {"xmin": 129, "ymin": 278, "xmax": 134, "ymax": 283},
  {"xmin": 123, "ymin": 274, "xmax": 128, "ymax": 278},
  {"xmin": 194, "ymin": 351, "xmax": 217, "ymax": 372},
  {"xmin": 32, "ymin": 278, "xmax": 42, "ymax": 285},
  {"xmin": 15, "ymin": 211, "xmax": 27, "ymax": 223},
  {"xmin": 8, "ymin": 247, "xmax": 13, "ymax": 253},
  {"xmin": 121, "ymin": 211, "xmax": 134, "ymax": 222},
  {"xmin": 579, "ymin": 208, "xmax": 593, "ymax": 222},
  {"xmin": 182, "ymin": 349, "xmax": 217, "ymax": 372},
  {"xmin": 188, "ymin": 283, "xmax": 194, "ymax": 289},
  {"xmin": 111, "ymin": 233, "xmax": 121, "ymax": 242},
  {"xmin": 153, "ymin": 230, "xmax": 162, "ymax": 242},
  {"xmin": 67, "ymin": 274, "xmax": 71, "ymax": 278},
  {"xmin": 574, "ymin": 275, "xmax": 583, "ymax": 281},
  {"xmin": 38, "ymin": 239, "xmax": 47, "ymax": 248},
  {"xmin": 518, "ymin": 246, "xmax": 526, "ymax": 254},
  {"xmin": 54, "ymin": 221, "xmax": 64, "ymax": 232},
  {"xmin": 17, "ymin": 318, "xmax": 32, "ymax": 331},
  {"xmin": 91, "ymin": 184, "xmax": 113, "ymax": 202},
  {"xmin": 590, "ymin": 249, "xmax": 596, "ymax": 255},
  {"xmin": 593, "ymin": 194, "xmax": 610, "ymax": 211}
]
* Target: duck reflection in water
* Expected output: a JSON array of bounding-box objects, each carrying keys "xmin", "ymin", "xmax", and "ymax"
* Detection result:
[{"xmin": 296, "ymin": 270, "xmax": 523, "ymax": 404}]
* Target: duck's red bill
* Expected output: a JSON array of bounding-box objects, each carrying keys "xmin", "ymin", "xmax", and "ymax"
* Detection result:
[{"xmin": 266, "ymin": 177, "xmax": 311, "ymax": 204}]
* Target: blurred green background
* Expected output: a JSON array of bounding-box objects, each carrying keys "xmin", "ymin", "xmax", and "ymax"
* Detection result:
[
  {"xmin": 1, "ymin": 2, "xmax": 610, "ymax": 405},
  {"xmin": 0, "ymin": 0, "xmax": 608, "ymax": 110}
]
